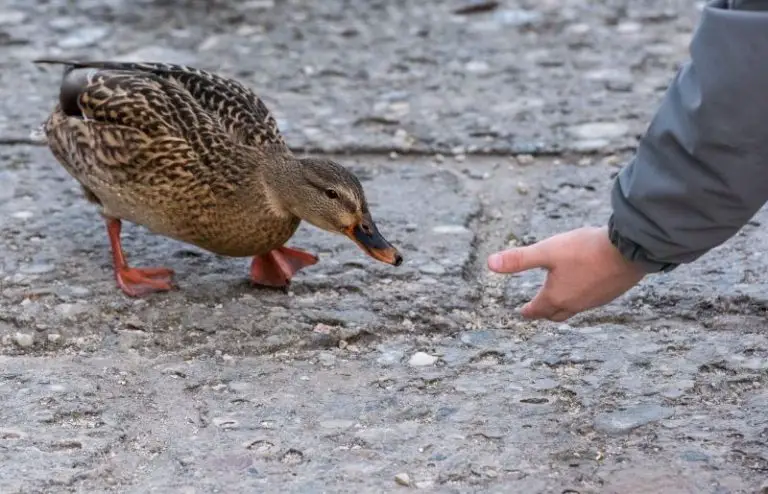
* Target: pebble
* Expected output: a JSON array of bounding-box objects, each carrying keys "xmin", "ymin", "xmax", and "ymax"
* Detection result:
[
  {"xmin": 0, "ymin": 428, "xmax": 26, "ymax": 440},
  {"xmin": 419, "ymin": 263, "xmax": 446, "ymax": 276},
  {"xmin": 11, "ymin": 211, "xmax": 33, "ymax": 220},
  {"xmin": 593, "ymin": 404, "xmax": 674, "ymax": 435},
  {"xmin": 66, "ymin": 286, "xmax": 92, "ymax": 298},
  {"xmin": 432, "ymin": 225, "xmax": 471, "ymax": 235},
  {"xmin": 47, "ymin": 333, "xmax": 61, "ymax": 344},
  {"xmin": 571, "ymin": 139, "xmax": 610, "ymax": 153},
  {"xmin": 12, "ymin": 332, "xmax": 34, "ymax": 348},
  {"xmin": 58, "ymin": 26, "xmax": 110, "ymax": 49},
  {"xmin": 569, "ymin": 122, "xmax": 629, "ymax": 140},
  {"xmin": 394, "ymin": 473, "xmax": 411, "ymax": 486},
  {"xmin": 409, "ymin": 352, "xmax": 438, "ymax": 367},
  {"xmin": 514, "ymin": 154, "xmax": 534, "ymax": 165},
  {"xmin": 465, "ymin": 60, "xmax": 490, "ymax": 73},
  {"xmin": 0, "ymin": 10, "xmax": 27, "ymax": 25}
]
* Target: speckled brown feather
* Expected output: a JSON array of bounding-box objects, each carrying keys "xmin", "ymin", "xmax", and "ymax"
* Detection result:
[{"xmin": 39, "ymin": 60, "xmax": 301, "ymax": 257}]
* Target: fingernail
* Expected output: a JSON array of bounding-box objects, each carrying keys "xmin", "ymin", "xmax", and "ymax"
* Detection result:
[{"xmin": 488, "ymin": 253, "xmax": 502, "ymax": 271}]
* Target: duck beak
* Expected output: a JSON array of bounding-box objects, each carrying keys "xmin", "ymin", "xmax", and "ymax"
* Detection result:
[{"xmin": 344, "ymin": 217, "xmax": 403, "ymax": 266}]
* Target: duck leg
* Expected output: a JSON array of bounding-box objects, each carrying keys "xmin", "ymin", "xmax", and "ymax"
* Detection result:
[
  {"xmin": 105, "ymin": 217, "xmax": 175, "ymax": 297},
  {"xmin": 249, "ymin": 247, "xmax": 319, "ymax": 287}
]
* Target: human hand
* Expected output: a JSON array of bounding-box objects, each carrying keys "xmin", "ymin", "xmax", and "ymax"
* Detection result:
[{"xmin": 487, "ymin": 226, "xmax": 646, "ymax": 321}]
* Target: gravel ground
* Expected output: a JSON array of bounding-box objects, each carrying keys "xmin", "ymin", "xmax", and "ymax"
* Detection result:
[{"xmin": 1, "ymin": 1, "xmax": 767, "ymax": 493}]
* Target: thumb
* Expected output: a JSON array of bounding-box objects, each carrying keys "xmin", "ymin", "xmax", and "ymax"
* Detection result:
[{"xmin": 487, "ymin": 244, "xmax": 549, "ymax": 274}]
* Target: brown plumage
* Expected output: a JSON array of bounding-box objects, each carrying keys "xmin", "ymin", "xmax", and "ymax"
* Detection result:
[{"xmin": 36, "ymin": 59, "xmax": 402, "ymax": 296}]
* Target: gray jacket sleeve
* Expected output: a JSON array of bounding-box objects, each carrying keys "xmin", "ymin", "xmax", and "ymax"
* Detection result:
[{"xmin": 608, "ymin": 0, "xmax": 768, "ymax": 273}]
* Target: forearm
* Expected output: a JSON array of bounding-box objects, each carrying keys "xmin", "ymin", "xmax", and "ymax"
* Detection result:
[{"xmin": 609, "ymin": 0, "xmax": 768, "ymax": 273}]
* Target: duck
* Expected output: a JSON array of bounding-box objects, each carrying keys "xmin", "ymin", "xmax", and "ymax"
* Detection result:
[{"xmin": 34, "ymin": 59, "xmax": 403, "ymax": 297}]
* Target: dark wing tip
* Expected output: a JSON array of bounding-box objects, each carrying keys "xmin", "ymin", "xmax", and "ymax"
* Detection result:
[{"xmin": 59, "ymin": 68, "xmax": 94, "ymax": 118}]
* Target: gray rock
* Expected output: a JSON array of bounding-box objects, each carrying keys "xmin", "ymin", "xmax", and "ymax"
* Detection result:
[
  {"xmin": 12, "ymin": 332, "xmax": 34, "ymax": 348},
  {"xmin": 594, "ymin": 404, "xmax": 674, "ymax": 435},
  {"xmin": 0, "ymin": 10, "xmax": 27, "ymax": 26},
  {"xmin": 568, "ymin": 122, "xmax": 629, "ymax": 140},
  {"xmin": 409, "ymin": 352, "xmax": 438, "ymax": 367},
  {"xmin": 394, "ymin": 473, "xmax": 411, "ymax": 486},
  {"xmin": 419, "ymin": 263, "xmax": 446, "ymax": 276}
]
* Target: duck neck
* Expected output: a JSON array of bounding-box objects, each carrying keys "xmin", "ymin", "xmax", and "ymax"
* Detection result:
[{"xmin": 252, "ymin": 150, "xmax": 305, "ymax": 218}]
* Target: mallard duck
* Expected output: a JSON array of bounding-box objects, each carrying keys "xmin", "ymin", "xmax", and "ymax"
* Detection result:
[{"xmin": 34, "ymin": 59, "xmax": 403, "ymax": 297}]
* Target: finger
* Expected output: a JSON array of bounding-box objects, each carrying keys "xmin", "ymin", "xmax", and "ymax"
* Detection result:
[
  {"xmin": 549, "ymin": 310, "xmax": 573, "ymax": 322},
  {"xmin": 487, "ymin": 245, "xmax": 550, "ymax": 274},
  {"xmin": 519, "ymin": 291, "xmax": 557, "ymax": 320}
]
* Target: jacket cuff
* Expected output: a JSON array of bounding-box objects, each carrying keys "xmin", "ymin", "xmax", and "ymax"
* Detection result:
[{"xmin": 607, "ymin": 215, "xmax": 678, "ymax": 274}]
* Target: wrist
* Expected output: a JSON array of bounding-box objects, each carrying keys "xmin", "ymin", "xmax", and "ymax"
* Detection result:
[{"xmin": 606, "ymin": 216, "xmax": 678, "ymax": 274}]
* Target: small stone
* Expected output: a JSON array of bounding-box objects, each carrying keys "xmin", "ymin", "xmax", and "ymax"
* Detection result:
[
  {"xmin": 465, "ymin": 60, "xmax": 490, "ymax": 73},
  {"xmin": 432, "ymin": 225, "xmax": 471, "ymax": 235},
  {"xmin": 12, "ymin": 332, "xmax": 34, "ymax": 348},
  {"xmin": 11, "ymin": 211, "xmax": 34, "ymax": 220},
  {"xmin": 515, "ymin": 182, "xmax": 529, "ymax": 195},
  {"xmin": 389, "ymin": 151, "xmax": 399, "ymax": 160},
  {"xmin": 569, "ymin": 122, "xmax": 629, "ymax": 140},
  {"xmin": 58, "ymin": 26, "xmax": 110, "ymax": 49},
  {"xmin": 0, "ymin": 428, "xmax": 26, "ymax": 440},
  {"xmin": 67, "ymin": 286, "xmax": 92, "ymax": 298},
  {"xmin": 394, "ymin": 473, "xmax": 411, "ymax": 486},
  {"xmin": 515, "ymin": 154, "xmax": 534, "ymax": 165},
  {"xmin": 594, "ymin": 404, "xmax": 674, "ymax": 435},
  {"xmin": 617, "ymin": 21, "xmax": 642, "ymax": 34},
  {"xmin": 409, "ymin": 352, "xmax": 438, "ymax": 367},
  {"xmin": 0, "ymin": 10, "xmax": 27, "ymax": 25},
  {"xmin": 434, "ymin": 153, "xmax": 445, "ymax": 163},
  {"xmin": 419, "ymin": 263, "xmax": 446, "ymax": 276},
  {"xmin": 47, "ymin": 333, "xmax": 61, "ymax": 344},
  {"xmin": 571, "ymin": 139, "xmax": 610, "ymax": 152}
]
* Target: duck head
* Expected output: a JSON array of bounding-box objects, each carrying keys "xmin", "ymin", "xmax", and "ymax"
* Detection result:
[{"xmin": 273, "ymin": 156, "xmax": 403, "ymax": 267}]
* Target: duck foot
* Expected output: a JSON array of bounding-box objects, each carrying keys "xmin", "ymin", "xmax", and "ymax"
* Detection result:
[
  {"xmin": 106, "ymin": 217, "xmax": 175, "ymax": 297},
  {"xmin": 250, "ymin": 246, "xmax": 319, "ymax": 287}
]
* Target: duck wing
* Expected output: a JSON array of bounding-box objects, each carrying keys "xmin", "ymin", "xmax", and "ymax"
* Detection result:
[
  {"xmin": 35, "ymin": 59, "xmax": 288, "ymax": 150},
  {"xmin": 42, "ymin": 62, "xmax": 242, "ymax": 198}
]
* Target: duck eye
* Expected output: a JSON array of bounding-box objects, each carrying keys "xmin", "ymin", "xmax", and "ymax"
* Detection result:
[{"xmin": 325, "ymin": 189, "xmax": 339, "ymax": 200}]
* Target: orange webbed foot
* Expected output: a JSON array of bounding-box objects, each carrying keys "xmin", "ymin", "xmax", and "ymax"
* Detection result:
[
  {"xmin": 250, "ymin": 247, "xmax": 319, "ymax": 287},
  {"xmin": 116, "ymin": 266, "xmax": 175, "ymax": 297}
]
